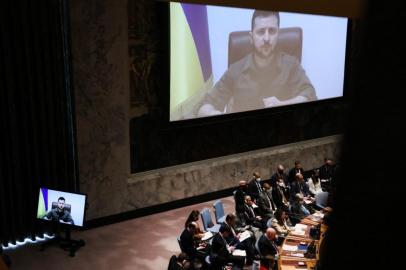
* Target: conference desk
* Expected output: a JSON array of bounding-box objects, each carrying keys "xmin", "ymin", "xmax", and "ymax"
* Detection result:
[{"xmin": 278, "ymin": 212, "xmax": 326, "ymax": 270}]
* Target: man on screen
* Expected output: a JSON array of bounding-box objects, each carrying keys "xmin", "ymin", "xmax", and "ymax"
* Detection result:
[
  {"xmin": 43, "ymin": 197, "xmax": 74, "ymax": 225},
  {"xmin": 197, "ymin": 10, "xmax": 317, "ymax": 117}
]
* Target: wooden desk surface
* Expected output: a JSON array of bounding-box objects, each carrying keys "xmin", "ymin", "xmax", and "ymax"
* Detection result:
[{"xmin": 279, "ymin": 213, "xmax": 325, "ymax": 270}]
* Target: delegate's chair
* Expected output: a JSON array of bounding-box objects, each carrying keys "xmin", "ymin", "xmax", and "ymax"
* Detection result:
[
  {"xmin": 200, "ymin": 208, "xmax": 221, "ymax": 233},
  {"xmin": 314, "ymin": 191, "xmax": 329, "ymax": 208},
  {"xmin": 213, "ymin": 200, "xmax": 226, "ymax": 224},
  {"xmin": 51, "ymin": 202, "xmax": 71, "ymax": 213},
  {"xmin": 177, "ymin": 235, "xmax": 185, "ymax": 253}
]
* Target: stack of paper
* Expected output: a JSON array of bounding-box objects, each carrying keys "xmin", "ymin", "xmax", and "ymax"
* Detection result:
[
  {"xmin": 294, "ymin": 224, "xmax": 307, "ymax": 230},
  {"xmin": 202, "ymin": 231, "xmax": 213, "ymax": 241},
  {"xmin": 239, "ymin": 231, "xmax": 251, "ymax": 242},
  {"xmin": 232, "ymin": 249, "xmax": 246, "ymax": 257},
  {"xmin": 282, "ymin": 244, "xmax": 298, "ymax": 251},
  {"xmin": 291, "ymin": 253, "xmax": 305, "ymax": 258},
  {"xmin": 291, "ymin": 230, "xmax": 306, "ymax": 236}
]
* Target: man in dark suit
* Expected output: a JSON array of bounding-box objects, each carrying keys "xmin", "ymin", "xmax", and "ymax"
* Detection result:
[
  {"xmin": 290, "ymin": 173, "xmax": 311, "ymax": 202},
  {"xmin": 258, "ymin": 228, "xmax": 279, "ymax": 270},
  {"xmin": 237, "ymin": 195, "xmax": 267, "ymax": 231},
  {"xmin": 223, "ymin": 214, "xmax": 256, "ymax": 265},
  {"xmin": 247, "ymin": 172, "xmax": 263, "ymax": 202},
  {"xmin": 319, "ymin": 158, "xmax": 335, "ymax": 180},
  {"xmin": 288, "ymin": 161, "xmax": 304, "ymax": 184},
  {"xmin": 234, "ymin": 180, "xmax": 248, "ymax": 213},
  {"xmin": 210, "ymin": 225, "xmax": 245, "ymax": 270},
  {"xmin": 257, "ymin": 183, "xmax": 276, "ymax": 219},
  {"xmin": 269, "ymin": 164, "xmax": 289, "ymax": 188}
]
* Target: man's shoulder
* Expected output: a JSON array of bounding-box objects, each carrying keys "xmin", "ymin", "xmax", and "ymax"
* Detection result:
[
  {"xmin": 227, "ymin": 53, "xmax": 252, "ymax": 73},
  {"xmin": 277, "ymin": 51, "xmax": 301, "ymax": 66}
]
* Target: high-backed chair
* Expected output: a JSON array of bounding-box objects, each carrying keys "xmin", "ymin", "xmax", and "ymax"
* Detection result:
[
  {"xmin": 213, "ymin": 200, "xmax": 226, "ymax": 224},
  {"xmin": 200, "ymin": 208, "xmax": 221, "ymax": 233},
  {"xmin": 51, "ymin": 202, "xmax": 71, "ymax": 213},
  {"xmin": 314, "ymin": 191, "xmax": 329, "ymax": 208},
  {"xmin": 228, "ymin": 27, "xmax": 303, "ymax": 67},
  {"xmin": 177, "ymin": 235, "xmax": 185, "ymax": 253}
]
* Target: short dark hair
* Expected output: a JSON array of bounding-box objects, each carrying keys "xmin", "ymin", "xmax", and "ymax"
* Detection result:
[
  {"xmin": 251, "ymin": 10, "xmax": 280, "ymax": 31},
  {"xmin": 58, "ymin": 197, "xmax": 65, "ymax": 201},
  {"xmin": 294, "ymin": 161, "xmax": 301, "ymax": 166},
  {"xmin": 219, "ymin": 224, "xmax": 231, "ymax": 234},
  {"xmin": 226, "ymin": 213, "xmax": 236, "ymax": 222}
]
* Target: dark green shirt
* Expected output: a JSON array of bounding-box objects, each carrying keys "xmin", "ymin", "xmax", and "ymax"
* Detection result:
[{"xmin": 202, "ymin": 51, "xmax": 316, "ymax": 113}]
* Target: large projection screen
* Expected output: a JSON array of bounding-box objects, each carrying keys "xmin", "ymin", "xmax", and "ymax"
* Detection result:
[{"xmin": 170, "ymin": 2, "xmax": 348, "ymax": 121}]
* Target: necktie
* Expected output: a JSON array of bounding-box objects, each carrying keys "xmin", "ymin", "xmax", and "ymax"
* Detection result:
[
  {"xmin": 256, "ymin": 181, "xmax": 262, "ymax": 192},
  {"xmin": 266, "ymin": 192, "xmax": 276, "ymax": 211},
  {"xmin": 301, "ymin": 205, "xmax": 310, "ymax": 216}
]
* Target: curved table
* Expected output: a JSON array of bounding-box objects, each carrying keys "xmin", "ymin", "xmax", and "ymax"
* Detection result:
[{"xmin": 278, "ymin": 212, "xmax": 327, "ymax": 270}]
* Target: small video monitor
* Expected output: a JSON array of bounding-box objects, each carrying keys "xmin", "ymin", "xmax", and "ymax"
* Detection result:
[{"xmin": 37, "ymin": 187, "xmax": 87, "ymax": 227}]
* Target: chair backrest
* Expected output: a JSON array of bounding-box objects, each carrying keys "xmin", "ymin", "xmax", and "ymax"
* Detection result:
[
  {"xmin": 167, "ymin": 255, "xmax": 178, "ymax": 270},
  {"xmin": 200, "ymin": 208, "xmax": 215, "ymax": 231},
  {"xmin": 315, "ymin": 191, "xmax": 329, "ymax": 208},
  {"xmin": 177, "ymin": 235, "xmax": 185, "ymax": 253},
  {"xmin": 255, "ymin": 237, "xmax": 261, "ymax": 254},
  {"xmin": 51, "ymin": 202, "xmax": 71, "ymax": 213},
  {"xmin": 228, "ymin": 27, "xmax": 303, "ymax": 67},
  {"xmin": 213, "ymin": 200, "xmax": 225, "ymax": 223}
]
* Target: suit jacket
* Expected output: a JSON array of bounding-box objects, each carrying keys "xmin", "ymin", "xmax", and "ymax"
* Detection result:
[
  {"xmin": 272, "ymin": 184, "xmax": 289, "ymax": 208},
  {"xmin": 290, "ymin": 180, "xmax": 310, "ymax": 200},
  {"xmin": 269, "ymin": 172, "xmax": 289, "ymax": 188},
  {"xmin": 247, "ymin": 179, "xmax": 263, "ymax": 201},
  {"xmin": 180, "ymin": 228, "xmax": 197, "ymax": 259},
  {"xmin": 234, "ymin": 188, "xmax": 246, "ymax": 212},
  {"xmin": 210, "ymin": 233, "xmax": 230, "ymax": 268},
  {"xmin": 290, "ymin": 201, "xmax": 310, "ymax": 224},
  {"xmin": 222, "ymin": 222, "xmax": 238, "ymax": 244},
  {"xmin": 319, "ymin": 164, "xmax": 335, "ymax": 180},
  {"xmin": 258, "ymin": 234, "xmax": 278, "ymax": 268},
  {"xmin": 288, "ymin": 167, "xmax": 304, "ymax": 184},
  {"xmin": 257, "ymin": 191, "xmax": 276, "ymax": 218}
]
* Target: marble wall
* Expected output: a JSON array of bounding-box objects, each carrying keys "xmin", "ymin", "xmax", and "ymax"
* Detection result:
[{"xmin": 126, "ymin": 135, "xmax": 342, "ymax": 211}]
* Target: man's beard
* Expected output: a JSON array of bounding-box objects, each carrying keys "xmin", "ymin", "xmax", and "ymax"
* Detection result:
[{"xmin": 254, "ymin": 43, "xmax": 273, "ymax": 59}]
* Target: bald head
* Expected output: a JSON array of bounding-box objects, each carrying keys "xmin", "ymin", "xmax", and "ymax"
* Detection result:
[
  {"xmin": 295, "ymin": 173, "xmax": 304, "ymax": 182},
  {"xmin": 277, "ymin": 164, "xmax": 284, "ymax": 171},
  {"xmin": 253, "ymin": 172, "xmax": 260, "ymax": 178},
  {"xmin": 239, "ymin": 180, "xmax": 247, "ymax": 186},
  {"xmin": 266, "ymin": 228, "xmax": 276, "ymax": 240},
  {"xmin": 295, "ymin": 193, "xmax": 304, "ymax": 202}
]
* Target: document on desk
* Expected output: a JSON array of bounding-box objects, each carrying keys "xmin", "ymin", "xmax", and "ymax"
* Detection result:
[
  {"xmin": 291, "ymin": 230, "xmax": 306, "ymax": 236},
  {"xmin": 291, "ymin": 252, "xmax": 305, "ymax": 258},
  {"xmin": 294, "ymin": 224, "xmax": 307, "ymax": 230},
  {"xmin": 232, "ymin": 249, "xmax": 246, "ymax": 257},
  {"xmin": 239, "ymin": 231, "xmax": 251, "ymax": 242},
  {"xmin": 313, "ymin": 212, "xmax": 324, "ymax": 218},
  {"xmin": 202, "ymin": 231, "xmax": 213, "ymax": 241},
  {"xmin": 282, "ymin": 244, "xmax": 298, "ymax": 251}
]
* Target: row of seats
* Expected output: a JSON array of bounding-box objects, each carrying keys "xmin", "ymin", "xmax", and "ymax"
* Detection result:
[{"xmin": 200, "ymin": 200, "xmax": 226, "ymax": 234}]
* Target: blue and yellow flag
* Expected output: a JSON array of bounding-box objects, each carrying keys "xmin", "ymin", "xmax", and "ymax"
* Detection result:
[
  {"xmin": 170, "ymin": 3, "xmax": 213, "ymax": 119},
  {"xmin": 37, "ymin": 188, "xmax": 48, "ymax": 218}
]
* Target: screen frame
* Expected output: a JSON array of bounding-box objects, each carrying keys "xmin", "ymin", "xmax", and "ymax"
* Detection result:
[
  {"xmin": 164, "ymin": 1, "xmax": 354, "ymax": 128},
  {"xmin": 37, "ymin": 187, "xmax": 88, "ymax": 228}
]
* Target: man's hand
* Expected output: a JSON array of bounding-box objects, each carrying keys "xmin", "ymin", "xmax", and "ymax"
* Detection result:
[
  {"xmin": 197, "ymin": 104, "xmax": 223, "ymax": 117},
  {"xmin": 263, "ymin": 96, "xmax": 283, "ymax": 108},
  {"xmin": 228, "ymin": 245, "xmax": 236, "ymax": 253}
]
